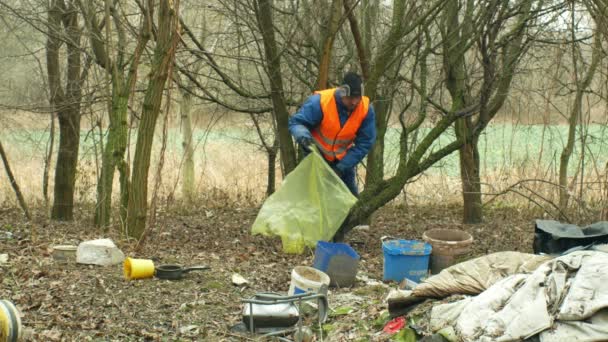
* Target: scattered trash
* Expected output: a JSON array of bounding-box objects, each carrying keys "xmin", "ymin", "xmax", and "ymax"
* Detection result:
[
  {"xmin": 386, "ymin": 289, "xmax": 425, "ymax": 318},
  {"xmin": 332, "ymin": 293, "xmax": 365, "ymax": 307},
  {"xmin": 353, "ymin": 225, "xmax": 370, "ymax": 231},
  {"xmin": 0, "ymin": 300, "xmax": 22, "ymax": 342},
  {"xmin": 231, "ymin": 273, "xmax": 249, "ymax": 286},
  {"xmin": 288, "ymin": 266, "xmax": 330, "ymax": 295},
  {"xmin": 399, "ymin": 278, "xmax": 419, "ymax": 291},
  {"xmin": 313, "ymin": 241, "xmax": 360, "ymax": 288},
  {"xmin": 241, "ymin": 292, "xmax": 328, "ymax": 336},
  {"xmin": 534, "ymin": 219, "xmax": 608, "ymax": 255},
  {"xmin": 0, "ymin": 231, "xmax": 13, "ymax": 240},
  {"xmin": 422, "ymin": 229, "xmax": 473, "ymax": 274},
  {"xmin": 356, "ymin": 274, "xmax": 389, "ymax": 288},
  {"xmin": 429, "ymin": 251, "xmax": 608, "ymax": 341},
  {"xmin": 0, "ymin": 254, "xmax": 8, "ymax": 265},
  {"xmin": 155, "ymin": 264, "xmax": 210, "ymax": 280},
  {"xmin": 383, "ymin": 316, "xmax": 406, "ymax": 334},
  {"xmin": 76, "ymin": 239, "xmax": 125, "ymax": 266},
  {"xmin": 382, "ymin": 239, "xmax": 432, "ymax": 283},
  {"xmin": 123, "ymin": 258, "xmax": 155, "ymax": 280},
  {"xmin": 51, "ymin": 245, "xmax": 77, "ymax": 263},
  {"xmin": 412, "ymin": 251, "xmax": 551, "ymax": 298}
]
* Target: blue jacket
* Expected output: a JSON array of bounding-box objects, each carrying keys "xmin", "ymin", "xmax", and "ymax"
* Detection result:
[{"xmin": 289, "ymin": 91, "xmax": 376, "ymax": 170}]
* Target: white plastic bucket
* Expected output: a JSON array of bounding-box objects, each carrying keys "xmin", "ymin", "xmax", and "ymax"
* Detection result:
[{"xmin": 288, "ymin": 266, "xmax": 330, "ymax": 295}]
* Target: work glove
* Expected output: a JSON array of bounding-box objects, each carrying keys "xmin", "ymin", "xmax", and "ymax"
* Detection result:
[
  {"xmin": 297, "ymin": 135, "xmax": 313, "ymax": 151},
  {"xmin": 332, "ymin": 162, "xmax": 347, "ymax": 178}
]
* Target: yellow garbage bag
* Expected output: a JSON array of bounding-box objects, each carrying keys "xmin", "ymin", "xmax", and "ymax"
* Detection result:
[{"xmin": 251, "ymin": 149, "xmax": 358, "ymax": 254}]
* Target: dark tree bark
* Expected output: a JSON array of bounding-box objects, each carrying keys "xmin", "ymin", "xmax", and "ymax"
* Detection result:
[
  {"xmin": 47, "ymin": 0, "xmax": 85, "ymax": 221},
  {"xmin": 254, "ymin": 0, "xmax": 297, "ymax": 175}
]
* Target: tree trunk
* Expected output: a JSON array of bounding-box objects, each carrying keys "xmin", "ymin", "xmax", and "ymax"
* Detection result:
[
  {"xmin": 0, "ymin": 140, "xmax": 31, "ymax": 220},
  {"xmin": 357, "ymin": 0, "xmax": 409, "ymax": 189},
  {"xmin": 80, "ymin": 0, "xmax": 150, "ymax": 228},
  {"xmin": 52, "ymin": 107, "xmax": 81, "ymax": 220},
  {"xmin": 458, "ymin": 122, "xmax": 482, "ymax": 223},
  {"xmin": 126, "ymin": 0, "xmax": 180, "ymax": 239},
  {"xmin": 316, "ymin": 0, "xmax": 342, "ymax": 90},
  {"xmin": 365, "ymin": 93, "xmax": 388, "ymax": 186},
  {"xmin": 43, "ymin": 112, "xmax": 55, "ymax": 207},
  {"xmin": 442, "ymin": 0, "xmax": 481, "ymax": 224},
  {"xmin": 95, "ymin": 80, "xmax": 132, "ymax": 227},
  {"xmin": 266, "ymin": 139, "xmax": 279, "ymax": 196},
  {"xmin": 95, "ymin": 116, "xmax": 116, "ymax": 226},
  {"xmin": 255, "ymin": 0, "xmax": 297, "ymax": 175},
  {"xmin": 559, "ymin": 22, "xmax": 601, "ymax": 214},
  {"xmin": 361, "ymin": 0, "xmax": 377, "ymax": 67},
  {"xmin": 180, "ymin": 86, "xmax": 196, "ymax": 203},
  {"xmin": 604, "ymin": 161, "xmax": 608, "ymax": 221},
  {"xmin": 47, "ymin": 0, "xmax": 83, "ymax": 221}
]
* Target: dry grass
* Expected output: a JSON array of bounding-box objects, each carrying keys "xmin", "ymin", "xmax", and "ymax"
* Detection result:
[
  {"xmin": 1, "ymin": 110, "xmax": 607, "ymax": 224},
  {"xmin": 2, "ymin": 145, "xmax": 606, "ymax": 224}
]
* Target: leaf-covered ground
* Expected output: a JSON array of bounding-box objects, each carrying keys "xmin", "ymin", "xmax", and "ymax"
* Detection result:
[{"xmin": 0, "ymin": 204, "xmax": 536, "ymax": 341}]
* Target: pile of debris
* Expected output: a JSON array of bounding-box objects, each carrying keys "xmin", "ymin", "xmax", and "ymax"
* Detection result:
[{"xmin": 388, "ymin": 248, "xmax": 608, "ymax": 341}]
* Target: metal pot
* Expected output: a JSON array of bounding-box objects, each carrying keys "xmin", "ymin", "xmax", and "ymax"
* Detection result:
[{"xmin": 155, "ymin": 264, "xmax": 210, "ymax": 280}]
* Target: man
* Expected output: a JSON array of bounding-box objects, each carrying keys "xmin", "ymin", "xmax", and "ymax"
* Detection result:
[{"xmin": 288, "ymin": 71, "xmax": 376, "ymax": 197}]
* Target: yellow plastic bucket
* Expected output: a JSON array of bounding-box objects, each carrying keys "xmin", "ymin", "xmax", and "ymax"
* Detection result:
[{"xmin": 124, "ymin": 257, "xmax": 155, "ymax": 280}]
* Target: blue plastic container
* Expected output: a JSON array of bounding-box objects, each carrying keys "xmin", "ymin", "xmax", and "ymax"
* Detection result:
[
  {"xmin": 382, "ymin": 239, "xmax": 432, "ymax": 283},
  {"xmin": 313, "ymin": 241, "xmax": 360, "ymax": 287}
]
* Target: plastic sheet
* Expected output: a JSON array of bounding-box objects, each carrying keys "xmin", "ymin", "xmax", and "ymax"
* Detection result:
[{"xmin": 251, "ymin": 149, "xmax": 357, "ymax": 254}]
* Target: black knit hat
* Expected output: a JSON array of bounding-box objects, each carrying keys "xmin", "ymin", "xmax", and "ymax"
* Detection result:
[{"xmin": 342, "ymin": 72, "xmax": 363, "ymax": 97}]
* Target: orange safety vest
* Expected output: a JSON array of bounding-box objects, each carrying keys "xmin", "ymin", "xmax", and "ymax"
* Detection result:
[{"xmin": 311, "ymin": 88, "xmax": 370, "ymax": 161}]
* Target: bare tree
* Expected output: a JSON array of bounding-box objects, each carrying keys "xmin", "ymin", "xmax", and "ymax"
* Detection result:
[
  {"xmin": 440, "ymin": 0, "xmax": 538, "ymax": 223},
  {"xmin": 254, "ymin": 0, "xmax": 297, "ymax": 175},
  {"xmin": 337, "ymin": 0, "xmax": 542, "ymax": 232},
  {"xmin": 180, "ymin": 82, "xmax": 197, "ymax": 203},
  {"xmin": 77, "ymin": 0, "xmax": 151, "ymax": 228},
  {"xmin": 316, "ymin": 0, "xmax": 344, "ymax": 89},
  {"xmin": 559, "ymin": 7, "xmax": 602, "ymax": 214},
  {"xmin": 47, "ymin": 0, "xmax": 89, "ymax": 220},
  {"xmin": 126, "ymin": 0, "xmax": 181, "ymax": 239}
]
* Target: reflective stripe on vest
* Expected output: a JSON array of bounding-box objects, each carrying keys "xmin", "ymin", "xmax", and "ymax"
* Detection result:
[{"xmin": 311, "ymin": 88, "xmax": 370, "ymax": 161}]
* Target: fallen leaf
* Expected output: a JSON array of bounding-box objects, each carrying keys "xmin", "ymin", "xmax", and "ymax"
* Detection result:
[
  {"xmin": 41, "ymin": 329, "xmax": 62, "ymax": 341},
  {"xmin": 331, "ymin": 306, "xmax": 354, "ymax": 316},
  {"xmin": 180, "ymin": 324, "xmax": 199, "ymax": 335},
  {"xmin": 390, "ymin": 327, "xmax": 416, "ymax": 342}
]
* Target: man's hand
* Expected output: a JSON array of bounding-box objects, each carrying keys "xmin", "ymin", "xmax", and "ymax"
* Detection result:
[
  {"xmin": 332, "ymin": 162, "xmax": 347, "ymax": 178},
  {"xmin": 297, "ymin": 136, "xmax": 313, "ymax": 151}
]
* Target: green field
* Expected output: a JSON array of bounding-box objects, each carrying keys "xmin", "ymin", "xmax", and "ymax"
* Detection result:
[
  {"xmin": 3, "ymin": 123, "xmax": 608, "ymax": 177},
  {"xmin": 380, "ymin": 124, "xmax": 608, "ymax": 177}
]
